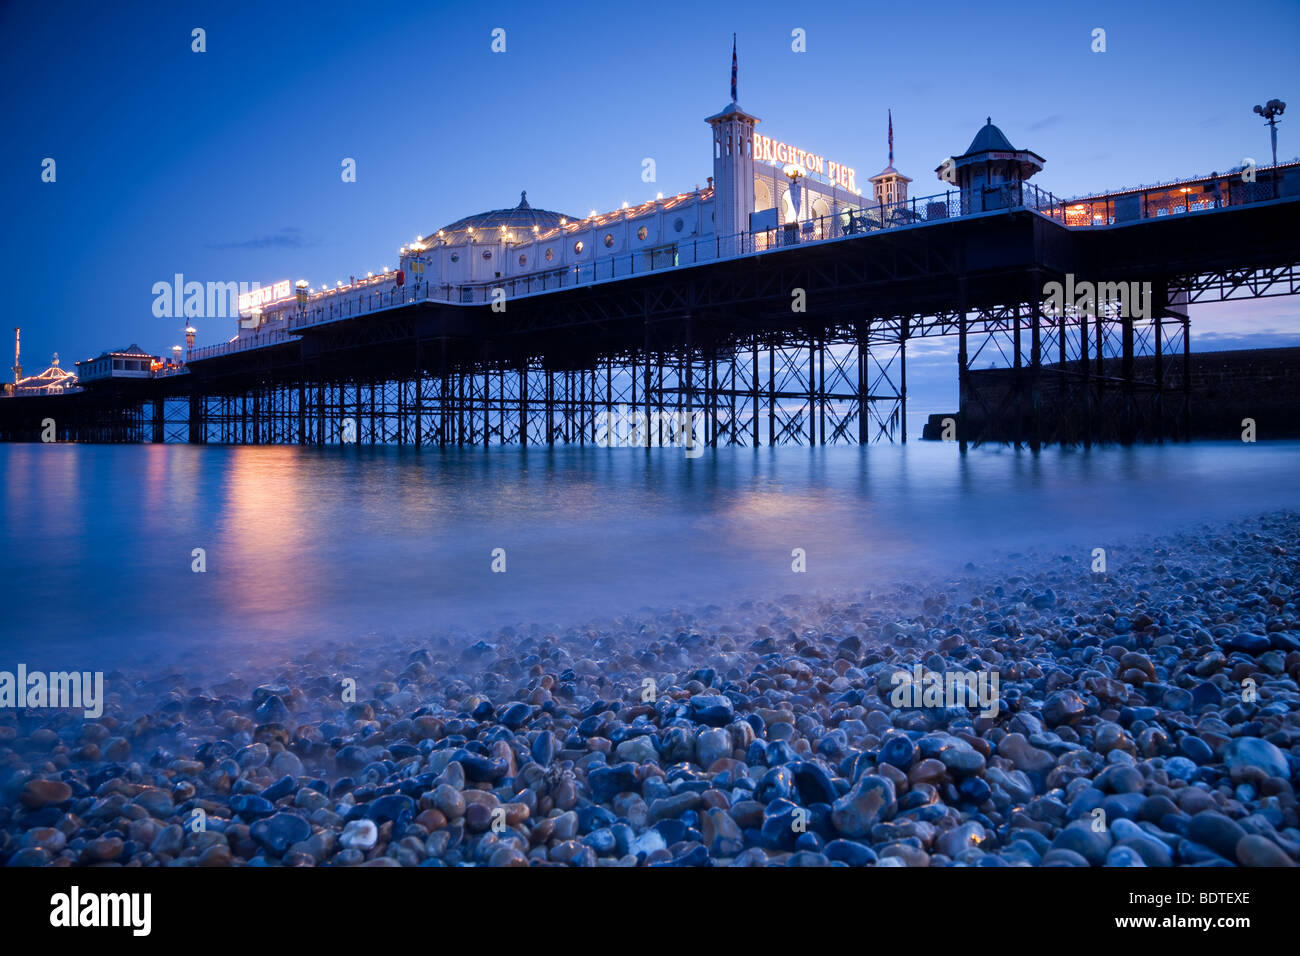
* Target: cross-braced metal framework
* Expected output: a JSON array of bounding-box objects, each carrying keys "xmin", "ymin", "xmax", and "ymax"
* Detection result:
[
  {"xmin": 122, "ymin": 327, "xmax": 907, "ymax": 448},
  {"xmin": 956, "ymin": 288, "xmax": 1191, "ymax": 448}
]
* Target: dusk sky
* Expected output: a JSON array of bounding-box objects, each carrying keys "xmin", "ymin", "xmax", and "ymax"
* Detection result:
[{"xmin": 2, "ymin": 0, "xmax": 1297, "ymax": 395}]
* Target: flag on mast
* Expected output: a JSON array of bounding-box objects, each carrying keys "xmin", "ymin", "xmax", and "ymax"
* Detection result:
[
  {"xmin": 730, "ymin": 34, "xmax": 737, "ymax": 102},
  {"xmin": 888, "ymin": 109, "xmax": 894, "ymax": 166}
]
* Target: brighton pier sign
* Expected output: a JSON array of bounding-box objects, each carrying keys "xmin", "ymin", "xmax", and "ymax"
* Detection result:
[
  {"xmin": 237, "ymin": 279, "xmax": 292, "ymax": 314},
  {"xmin": 754, "ymin": 134, "xmax": 856, "ymax": 191}
]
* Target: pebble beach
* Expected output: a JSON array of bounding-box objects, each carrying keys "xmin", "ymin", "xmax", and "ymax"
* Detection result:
[{"xmin": 3, "ymin": 510, "xmax": 1299, "ymax": 867}]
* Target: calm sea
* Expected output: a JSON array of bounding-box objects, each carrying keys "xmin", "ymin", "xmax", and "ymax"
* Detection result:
[{"xmin": 1, "ymin": 441, "xmax": 1297, "ymax": 675}]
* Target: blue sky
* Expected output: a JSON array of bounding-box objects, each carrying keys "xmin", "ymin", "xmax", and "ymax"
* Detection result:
[{"xmin": 2, "ymin": 0, "xmax": 1297, "ymax": 389}]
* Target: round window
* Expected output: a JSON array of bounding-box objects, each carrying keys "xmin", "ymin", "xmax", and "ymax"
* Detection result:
[
  {"xmin": 673, "ymin": 217, "xmax": 684, "ymax": 233},
  {"xmin": 450, "ymin": 253, "xmax": 459, "ymax": 263},
  {"xmin": 574, "ymin": 240, "xmax": 584, "ymax": 254},
  {"xmin": 604, "ymin": 233, "xmax": 614, "ymax": 248},
  {"xmin": 637, "ymin": 225, "xmax": 648, "ymax": 241},
  {"xmin": 519, "ymin": 254, "xmax": 527, "ymax": 267},
  {"xmin": 482, "ymin": 250, "xmax": 492, "ymax": 260},
  {"xmin": 545, "ymin": 248, "xmax": 554, "ymax": 261}
]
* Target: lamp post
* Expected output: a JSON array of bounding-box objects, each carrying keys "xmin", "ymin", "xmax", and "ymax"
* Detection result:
[
  {"xmin": 410, "ymin": 241, "xmax": 426, "ymax": 292},
  {"xmin": 171, "ymin": 344, "xmax": 182, "ymax": 368},
  {"xmin": 295, "ymin": 279, "xmax": 309, "ymax": 316},
  {"xmin": 783, "ymin": 163, "xmax": 806, "ymax": 244},
  {"xmin": 1253, "ymin": 99, "xmax": 1286, "ymax": 168},
  {"xmin": 184, "ymin": 325, "xmax": 197, "ymax": 358}
]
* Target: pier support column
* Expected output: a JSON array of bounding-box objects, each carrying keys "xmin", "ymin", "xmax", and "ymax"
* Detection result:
[
  {"xmin": 817, "ymin": 330, "xmax": 826, "ymax": 445},
  {"xmin": 519, "ymin": 360, "xmax": 529, "ymax": 446},
  {"xmin": 1013, "ymin": 297, "xmax": 1023, "ymax": 448},
  {"xmin": 900, "ymin": 316, "xmax": 909, "ymax": 444},
  {"xmin": 684, "ymin": 313, "xmax": 694, "ymax": 449},
  {"xmin": 957, "ymin": 282, "xmax": 969, "ymax": 453},
  {"xmin": 768, "ymin": 342, "xmax": 775, "ymax": 447},
  {"xmin": 808, "ymin": 338, "xmax": 816, "ymax": 445},
  {"xmin": 188, "ymin": 391, "xmax": 204, "ymax": 444},
  {"xmin": 1121, "ymin": 308, "xmax": 1135, "ymax": 445},
  {"xmin": 1029, "ymin": 273, "xmax": 1042, "ymax": 452},
  {"xmin": 856, "ymin": 322, "xmax": 869, "ymax": 445}
]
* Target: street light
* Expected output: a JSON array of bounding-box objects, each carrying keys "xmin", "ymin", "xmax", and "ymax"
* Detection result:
[
  {"xmin": 184, "ymin": 325, "xmax": 197, "ymax": 357},
  {"xmin": 171, "ymin": 344, "xmax": 182, "ymax": 367},
  {"xmin": 783, "ymin": 163, "xmax": 806, "ymax": 243},
  {"xmin": 1253, "ymin": 99, "xmax": 1286, "ymax": 168},
  {"xmin": 295, "ymin": 279, "xmax": 309, "ymax": 313}
]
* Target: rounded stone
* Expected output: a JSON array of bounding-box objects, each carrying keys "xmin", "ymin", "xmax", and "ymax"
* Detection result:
[
  {"xmin": 20, "ymin": 779, "xmax": 72, "ymax": 809},
  {"xmin": 340, "ymin": 819, "xmax": 379, "ymax": 851},
  {"xmin": 1235, "ymin": 834, "xmax": 1295, "ymax": 867},
  {"xmin": 1224, "ymin": 738, "xmax": 1289, "ymax": 780},
  {"xmin": 831, "ymin": 774, "xmax": 896, "ymax": 837}
]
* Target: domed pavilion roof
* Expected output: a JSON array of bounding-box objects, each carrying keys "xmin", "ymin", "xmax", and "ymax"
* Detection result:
[{"xmin": 426, "ymin": 191, "xmax": 577, "ymax": 244}]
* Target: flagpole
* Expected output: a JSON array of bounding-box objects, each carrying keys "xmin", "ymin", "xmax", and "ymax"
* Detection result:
[{"xmin": 731, "ymin": 33, "xmax": 738, "ymax": 103}]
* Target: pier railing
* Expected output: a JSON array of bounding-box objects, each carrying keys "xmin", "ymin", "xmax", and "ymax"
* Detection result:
[{"xmin": 188, "ymin": 161, "xmax": 1298, "ymax": 364}]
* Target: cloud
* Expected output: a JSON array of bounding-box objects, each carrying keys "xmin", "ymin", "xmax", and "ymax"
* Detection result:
[
  {"xmin": 208, "ymin": 227, "xmax": 316, "ymax": 250},
  {"xmin": 1028, "ymin": 114, "xmax": 1063, "ymax": 131}
]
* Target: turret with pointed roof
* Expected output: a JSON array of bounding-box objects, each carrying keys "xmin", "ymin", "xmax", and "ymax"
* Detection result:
[
  {"xmin": 705, "ymin": 35, "xmax": 760, "ymax": 248},
  {"xmin": 869, "ymin": 109, "xmax": 912, "ymax": 209},
  {"xmin": 937, "ymin": 118, "xmax": 1045, "ymax": 215}
]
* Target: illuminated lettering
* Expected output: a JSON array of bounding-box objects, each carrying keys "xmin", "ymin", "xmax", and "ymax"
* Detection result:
[
  {"xmin": 237, "ymin": 279, "xmax": 292, "ymax": 314},
  {"xmin": 756, "ymin": 134, "xmax": 854, "ymax": 191}
]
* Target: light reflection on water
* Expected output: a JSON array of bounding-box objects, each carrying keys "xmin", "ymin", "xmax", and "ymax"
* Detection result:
[{"xmin": 1, "ymin": 441, "xmax": 1297, "ymax": 675}]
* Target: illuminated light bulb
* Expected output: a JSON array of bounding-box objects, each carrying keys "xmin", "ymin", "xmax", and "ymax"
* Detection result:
[
  {"xmin": 367, "ymin": 271, "xmax": 373, "ymax": 277},
  {"xmin": 656, "ymin": 192, "xmax": 663, "ymax": 199},
  {"xmin": 622, "ymin": 201, "xmax": 628, "ymax": 208},
  {"xmin": 589, "ymin": 209, "xmax": 597, "ymax": 218}
]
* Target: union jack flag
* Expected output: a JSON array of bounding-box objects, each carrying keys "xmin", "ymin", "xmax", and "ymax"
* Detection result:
[{"xmin": 731, "ymin": 34, "xmax": 737, "ymax": 102}]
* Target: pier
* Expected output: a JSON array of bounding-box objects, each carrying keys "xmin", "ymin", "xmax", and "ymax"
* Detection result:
[{"xmin": 4, "ymin": 161, "xmax": 1298, "ymax": 449}]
